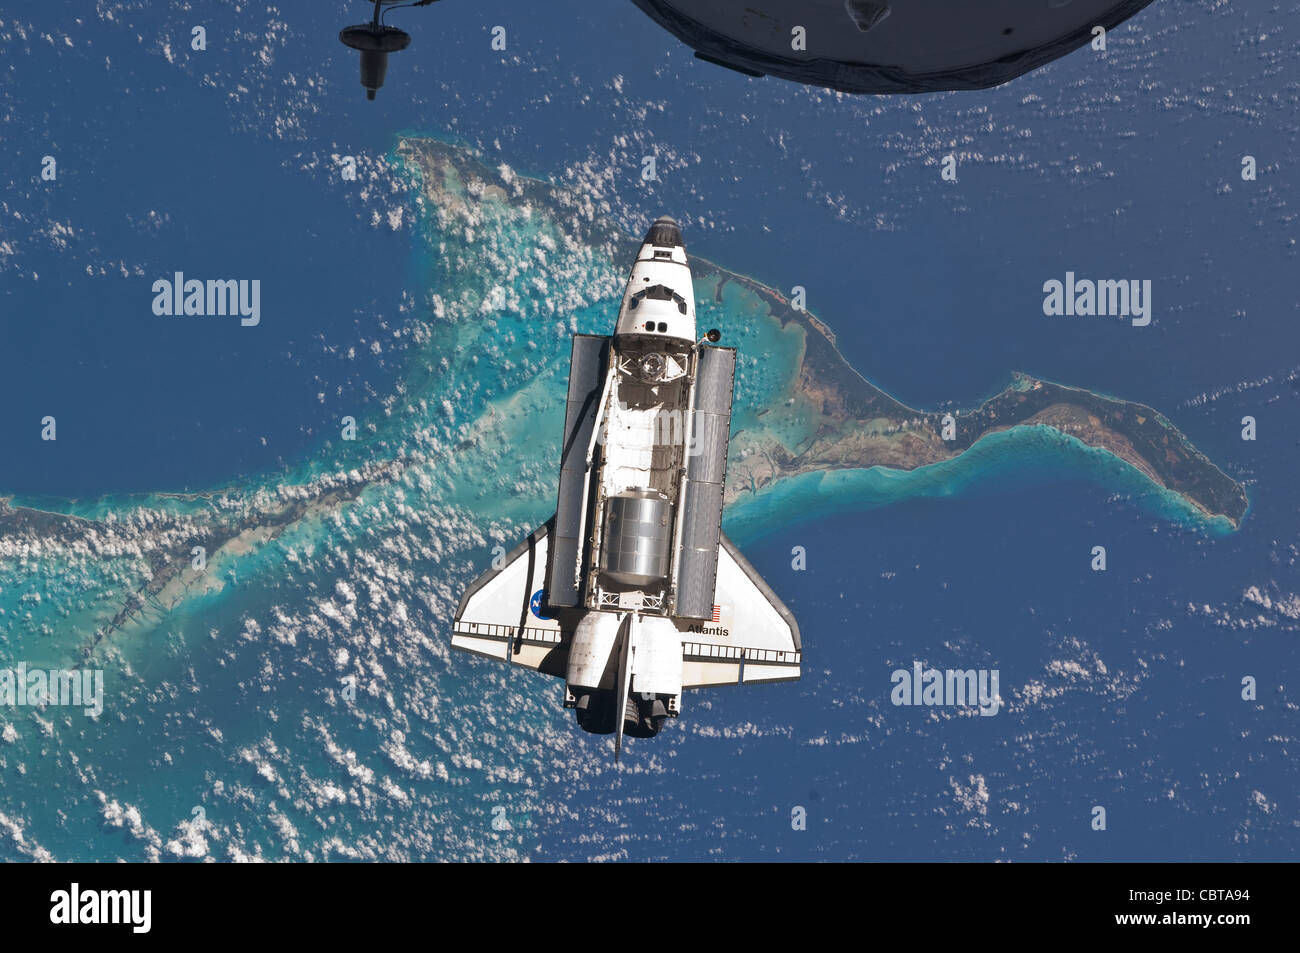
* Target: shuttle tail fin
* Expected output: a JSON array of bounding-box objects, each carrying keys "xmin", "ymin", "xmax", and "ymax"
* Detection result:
[{"xmin": 613, "ymin": 612, "xmax": 636, "ymax": 763}]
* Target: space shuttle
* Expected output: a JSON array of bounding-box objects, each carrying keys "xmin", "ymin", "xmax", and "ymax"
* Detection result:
[{"xmin": 452, "ymin": 216, "xmax": 801, "ymax": 760}]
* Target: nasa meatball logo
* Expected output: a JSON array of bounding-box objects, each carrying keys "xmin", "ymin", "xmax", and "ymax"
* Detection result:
[{"xmin": 529, "ymin": 589, "xmax": 552, "ymax": 620}]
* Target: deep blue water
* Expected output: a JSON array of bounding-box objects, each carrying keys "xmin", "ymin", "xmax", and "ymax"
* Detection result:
[{"xmin": 0, "ymin": 8, "xmax": 415, "ymax": 495}]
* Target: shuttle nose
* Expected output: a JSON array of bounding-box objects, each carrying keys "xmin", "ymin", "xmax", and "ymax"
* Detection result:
[{"xmin": 644, "ymin": 216, "xmax": 683, "ymax": 249}]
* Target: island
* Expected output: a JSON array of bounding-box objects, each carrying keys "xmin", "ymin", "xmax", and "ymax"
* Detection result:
[
  {"xmin": 397, "ymin": 136, "xmax": 1248, "ymax": 529},
  {"xmin": 699, "ymin": 261, "xmax": 1247, "ymax": 527}
]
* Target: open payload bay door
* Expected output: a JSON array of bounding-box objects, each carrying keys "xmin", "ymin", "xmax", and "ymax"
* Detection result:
[
  {"xmin": 675, "ymin": 344, "xmax": 735, "ymax": 620},
  {"xmin": 452, "ymin": 519, "xmax": 571, "ymax": 678},
  {"xmin": 547, "ymin": 334, "xmax": 610, "ymax": 607},
  {"xmin": 679, "ymin": 533, "xmax": 802, "ymax": 688}
]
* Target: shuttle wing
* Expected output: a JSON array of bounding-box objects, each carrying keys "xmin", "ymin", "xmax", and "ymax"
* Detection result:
[
  {"xmin": 679, "ymin": 534, "xmax": 802, "ymax": 688},
  {"xmin": 451, "ymin": 519, "xmax": 570, "ymax": 678}
]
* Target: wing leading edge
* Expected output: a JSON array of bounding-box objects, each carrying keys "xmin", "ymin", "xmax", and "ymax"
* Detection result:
[
  {"xmin": 451, "ymin": 518, "xmax": 571, "ymax": 678},
  {"xmin": 679, "ymin": 533, "xmax": 802, "ymax": 688}
]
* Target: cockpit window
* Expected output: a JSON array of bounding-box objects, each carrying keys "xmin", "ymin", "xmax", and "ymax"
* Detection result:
[{"xmin": 629, "ymin": 284, "xmax": 688, "ymax": 315}]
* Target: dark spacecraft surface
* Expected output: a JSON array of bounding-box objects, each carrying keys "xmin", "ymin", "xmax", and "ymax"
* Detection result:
[{"xmin": 629, "ymin": 0, "xmax": 1158, "ymax": 93}]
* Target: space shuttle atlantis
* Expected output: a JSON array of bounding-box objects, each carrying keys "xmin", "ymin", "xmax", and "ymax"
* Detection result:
[{"xmin": 452, "ymin": 217, "xmax": 801, "ymax": 760}]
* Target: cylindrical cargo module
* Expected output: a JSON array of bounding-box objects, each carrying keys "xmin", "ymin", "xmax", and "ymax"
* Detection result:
[{"xmin": 600, "ymin": 489, "xmax": 674, "ymax": 587}]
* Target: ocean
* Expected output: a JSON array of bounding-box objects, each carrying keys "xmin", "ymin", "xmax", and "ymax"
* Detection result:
[{"xmin": 0, "ymin": 0, "xmax": 1295, "ymax": 861}]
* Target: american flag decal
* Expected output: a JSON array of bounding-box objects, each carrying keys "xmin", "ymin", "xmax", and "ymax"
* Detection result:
[{"xmin": 711, "ymin": 604, "xmax": 721, "ymax": 623}]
